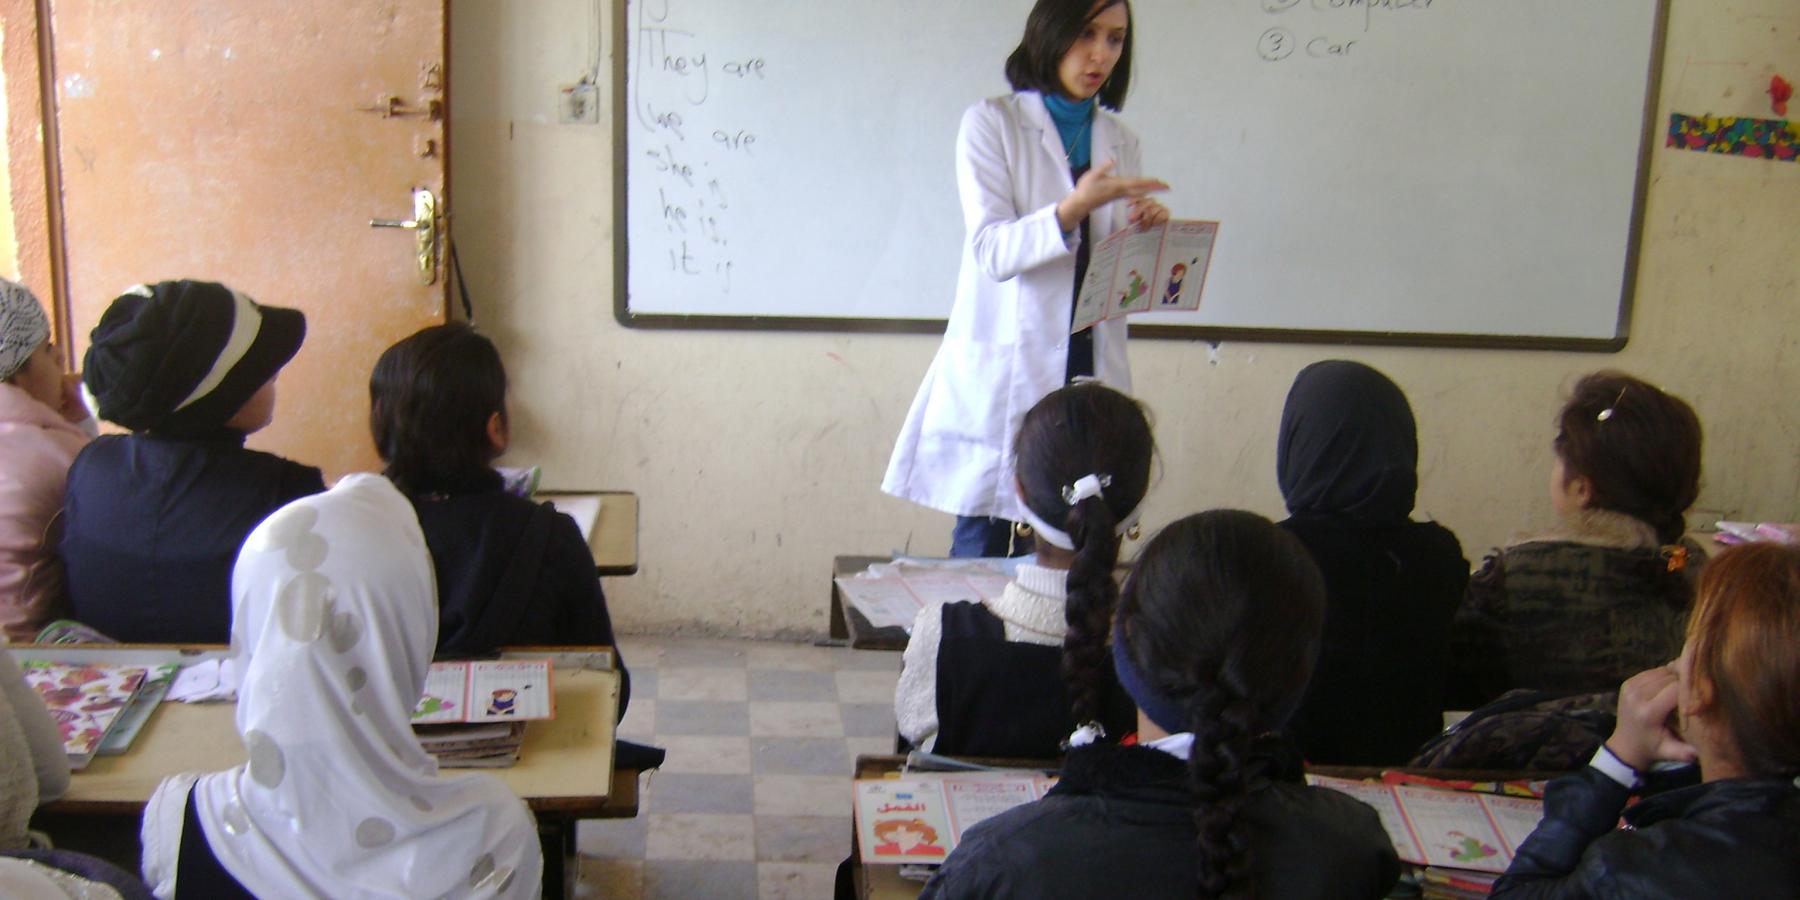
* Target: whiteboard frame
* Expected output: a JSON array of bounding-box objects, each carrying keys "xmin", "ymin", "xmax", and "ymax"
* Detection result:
[{"xmin": 612, "ymin": 0, "xmax": 1667, "ymax": 352}]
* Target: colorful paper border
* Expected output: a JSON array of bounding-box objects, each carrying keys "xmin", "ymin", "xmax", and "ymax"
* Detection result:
[{"xmin": 1667, "ymin": 113, "xmax": 1799, "ymax": 162}]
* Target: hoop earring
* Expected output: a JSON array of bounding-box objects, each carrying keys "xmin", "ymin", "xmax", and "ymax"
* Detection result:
[
  {"xmin": 1014, "ymin": 521, "xmax": 1034, "ymax": 539},
  {"xmin": 1126, "ymin": 523, "xmax": 1142, "ymax": 541}
]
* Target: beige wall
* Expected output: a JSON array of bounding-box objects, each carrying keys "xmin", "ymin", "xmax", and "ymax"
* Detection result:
[{"xmin": 450, "ymin": 0, "xmax": 1799, "ymax": 638}]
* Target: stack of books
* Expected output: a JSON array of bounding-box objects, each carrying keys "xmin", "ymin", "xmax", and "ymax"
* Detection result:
[
  {"xmin": 411, "ymin": 659, "xmax": 555, "ymax": 768},
  {"xmin": 20, "ymin": 660, "xmax": 179, "ymax": 768}
]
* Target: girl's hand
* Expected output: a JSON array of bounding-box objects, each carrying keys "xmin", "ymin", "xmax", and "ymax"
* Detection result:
[
  {"xmin": 58, "ymin": 372, "xmax": 91, "ymax": 424},
  {"xmin": 1604, "ymin": 664, "xmax": 1699, "ymax": 772},
  {"xmin": 1127, "ymin": 196, "xmax": 1170, "ymax": 229},
  {"xmin": 1058, "ymin": 160, "xmax": 1170, "ymax": 232}
]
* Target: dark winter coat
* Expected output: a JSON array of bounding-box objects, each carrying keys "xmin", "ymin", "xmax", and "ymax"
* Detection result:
[
  {"xmin": 1493, "ymin": 766, "xmax": 1800, "ymax": 899},
  {"xmin": 1449, "ymin": 510, "xmax": 1700, "ymax": 709},
  {"xmin": 62, "ymin": 432, "xmax": 323, "ymax": 643},
  {"xmin": 920, "ymin": 743, "xmax": 1400, "ymax": 899},
  {"xmin": 410, "ymin": 480, "xmax": 629, "ymax": 714}
]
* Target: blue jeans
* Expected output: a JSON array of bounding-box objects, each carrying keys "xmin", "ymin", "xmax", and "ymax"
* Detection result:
[{"xmin": 951, "ymin": 516, "xmax": 1026, "ymax": 559}]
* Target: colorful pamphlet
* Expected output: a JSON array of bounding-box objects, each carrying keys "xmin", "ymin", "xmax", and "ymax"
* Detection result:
[
  {"xmin": 1072, "ymin": 218, "xmax": 1219, "ymax": 333},
  {"xmin": 1308, "ymin": 775, "xmax": 1544, "ymax": 874},
  {"xmin": 854, "ymin": 771, "xmax": 1057, "ymax": 864},
  {"xmin": 412, "ymin": 659, "xmax": 555, "ymax": 724},
  {"xmin": 19, "ymin": 661, "xmax": 150, "ymax": 769}
]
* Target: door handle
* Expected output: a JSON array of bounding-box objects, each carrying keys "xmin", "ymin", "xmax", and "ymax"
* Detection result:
[{"xmin": 370, "ymin": 188, "xmax": 438, "ymax": 285}]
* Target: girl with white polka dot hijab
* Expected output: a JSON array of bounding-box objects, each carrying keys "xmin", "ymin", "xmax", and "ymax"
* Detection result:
[{"xmin": 139, "ymin": 473, "xmax": 542, "ymax": 898}]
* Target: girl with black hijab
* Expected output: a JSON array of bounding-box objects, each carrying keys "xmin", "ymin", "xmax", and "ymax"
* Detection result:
[{"xmin": 1276, "ymin": 360, "xmax": 1469, "ymax": 765}]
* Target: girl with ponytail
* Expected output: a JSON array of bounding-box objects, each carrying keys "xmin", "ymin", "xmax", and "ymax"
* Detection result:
[
  {"xmin": 894, "ymin": 382, "xmax": 1149, "ymax": 757},
  {"xmin": 923, "ymin": 511, "xmax": 1400, "ymax": 898},
  {"xmin": 1451, "ymin": 371, "xmax": 1706, "ymax": 708}
]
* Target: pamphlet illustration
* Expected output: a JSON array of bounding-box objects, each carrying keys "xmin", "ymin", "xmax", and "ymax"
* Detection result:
[{"xmin": 1073, "ymin": 219, "xmax": 1219, "ymax": 333}]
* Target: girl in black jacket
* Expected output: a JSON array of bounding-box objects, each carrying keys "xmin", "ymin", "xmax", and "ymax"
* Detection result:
[
  {"xmin": 923, "ymin": 510, "xmax": 1400, "ymax": 899},
  {"xmin": 1493, "ymin": 542, "xmax": 1800, "ymax": 899},
  {"xmin": 369, "ymin": 324, "xmax": 628, "ymax": 714},
  {"xmin": 1276, "ymin": 360, "xmax": 1469, "ymax": 765}
]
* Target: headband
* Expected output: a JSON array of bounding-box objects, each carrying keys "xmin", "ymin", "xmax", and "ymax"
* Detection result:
[
  {"xmin": 1014, "ymin": 473, "xmax": 1143, "ymax": 551},
  {"xmin": 1112, "ymin": 633, "xmax": 1187, "ymax": 735}
]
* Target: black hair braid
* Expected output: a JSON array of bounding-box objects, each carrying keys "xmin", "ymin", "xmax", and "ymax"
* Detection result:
[
  {"xmin": 1061, "ymin": 493, "xmax": 1121, "ymax": 730},
  {"xmin": 1187, "ymin": 683, "xmax": 1258, "ymax": 899}
]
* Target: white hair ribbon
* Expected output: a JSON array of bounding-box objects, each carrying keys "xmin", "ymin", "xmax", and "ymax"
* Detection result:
[{"xmin": 1015, "ymin": 474, "xmax": 1143, "ymax": 552}]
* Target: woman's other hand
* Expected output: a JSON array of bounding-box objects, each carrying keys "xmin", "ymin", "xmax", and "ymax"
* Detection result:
[
  {"xmin": 1057, "ymin": 160, "xmax": 1169, "ymax": 232},
  {"xmin": 1605, "ymin": 664, "xmax": 1700, "ymax": 772},
  {"xmin": 1127, "ymin": 196, "xmax": 1170, "ymax": 229}
]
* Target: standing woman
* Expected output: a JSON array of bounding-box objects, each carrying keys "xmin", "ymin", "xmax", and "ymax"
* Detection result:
[{"xmin": 884, "ymin": 0, "xmax": 1169, "ymax": 557}]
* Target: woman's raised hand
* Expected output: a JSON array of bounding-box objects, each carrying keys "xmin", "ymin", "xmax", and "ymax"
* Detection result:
[
  {"xmin": 1058, "ymin": 160, "xmax": 1170, "ymax": 232},
  {"xmin": 1605, "ymin": 664, "xmax": 1700, "ymax": 773}
]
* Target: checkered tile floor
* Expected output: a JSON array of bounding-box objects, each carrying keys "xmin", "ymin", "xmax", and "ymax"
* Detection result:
[{"xmin": 574, "ymin": 635, "xmax": 903, "ymax": 899}]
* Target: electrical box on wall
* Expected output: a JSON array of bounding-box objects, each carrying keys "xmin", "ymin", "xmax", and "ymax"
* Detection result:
[{"xmin": 559, "ymin": 77, "xmax": 599, "ymax": 125}]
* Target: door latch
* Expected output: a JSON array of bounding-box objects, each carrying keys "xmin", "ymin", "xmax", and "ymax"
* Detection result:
[{"xmin": 370, "ymin": 188, "xmax": 439, "ymax": 285}]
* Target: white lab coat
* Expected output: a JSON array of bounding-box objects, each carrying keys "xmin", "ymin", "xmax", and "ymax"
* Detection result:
[{"xmin": 883, "ymin": 91, "xmax": 1138, "ymax": 521}]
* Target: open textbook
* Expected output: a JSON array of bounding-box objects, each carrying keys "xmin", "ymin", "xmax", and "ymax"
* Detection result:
[
  {"xmin": 854, "ymin": 771, "xmax": 1058, "ymax": 864},
  {"xmin": 1308, "ymin": 775, "xmax": 1545, "ymax": 874},
  {"xmin": 834, "ymin": 559, "xmax": 1016, "ymax": 630},
  {"xmin": 412, "ymin": 659, "xmax": 555, "ymax": 724},
  {"xmin": 1072, "ymin": 218, "xmax": 1219, "ymax": 334}
]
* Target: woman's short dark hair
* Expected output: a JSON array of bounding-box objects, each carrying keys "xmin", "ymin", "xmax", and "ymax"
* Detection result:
[
  {"xmin": 1116, "ymin": 510, "xmax": 1327, "ymax": 898},
  {"xmin": 1005, "ymin": 0, "xmax": 1134, "ymax": 110},
  {"xmin": 1015, "ymin": 382, "xmax": 1154, "ymax": 733},
  {"xmin": 1553, "ymin": 370, "xmax": 1703, "ymax": 544},
  {"xmin": 369, "ymin": 323, "xmax": 507, "ymax": 496}
]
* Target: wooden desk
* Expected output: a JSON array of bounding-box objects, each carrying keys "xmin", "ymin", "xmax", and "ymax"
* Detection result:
[
  {"xmin": 830, "ymin": 555, "xmax": 909, "ymax": 651},
  {"xmin": 542, "ymin": 490, "xmax": 639, "ymax": 576},
  {"xmin": 18, "ymin": 646, "xmax": 636, "ymax": 898}
]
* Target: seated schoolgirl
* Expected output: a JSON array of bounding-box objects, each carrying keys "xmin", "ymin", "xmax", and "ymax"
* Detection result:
[
  {"xmin": 894, "ymin": 382, "xmax": 1147, "ymax": 757},
  {"xmin": 0, "ymin": 280, "xmax": 95, "ymax": 640},
  {"xmin": 922, "ymin": 511, "xmax": 1400, "ymax": 898},
  {"xmin": 1492, "ymin": 542, "xmax": 1800, "ymax": 898},
  {"xmin": 139, "ymin": 474, "xmax": 541, "ymax": 898},
  {"xmin": 1276, "ymin": 360, "xmax": 1469, "ymax": 765},
  {"xmin": 61, "ymin": 281, "xmax": 324, "ymax": 643},
  {"xmin": 1450, "ymin": 371, "xmax": 1704, "ymax": 707},
  {"xmin": 369, "ymin": 324, "xmax": 628, "ymax": 712}
]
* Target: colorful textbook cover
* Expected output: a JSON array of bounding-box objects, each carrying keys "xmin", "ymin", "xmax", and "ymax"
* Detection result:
[
  {"xmin": 20, "ymin": 661, "xmax": 150, "ymax": 769},
  {"xmin": 854, "ymin": 772, "xmax": 1057, "ymax": 864}
]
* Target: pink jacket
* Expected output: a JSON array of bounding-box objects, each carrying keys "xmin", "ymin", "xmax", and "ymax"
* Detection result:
[{"xmin": 0, "ymin": 383, "xmax": 91, "ymax": 640}]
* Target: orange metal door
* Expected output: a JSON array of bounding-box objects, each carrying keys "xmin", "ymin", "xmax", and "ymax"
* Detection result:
[{"xmin": 44, "ymin": 0, "xmax": 447, "ymax": 478}]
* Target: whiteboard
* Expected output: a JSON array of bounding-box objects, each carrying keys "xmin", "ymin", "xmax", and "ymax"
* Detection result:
[{"xmin": 617, "ymin": 0, "xmax": 1665, "ymax": 347}]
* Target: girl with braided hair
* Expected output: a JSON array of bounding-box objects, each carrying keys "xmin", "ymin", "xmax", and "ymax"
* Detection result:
[
  {"xmin": 923, "ymin": 511, "xmax": 1399, "ymax": 899},
  {"xmin": 894, "ymin": 382, "xmax": 1148, "ymax": 758}
]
